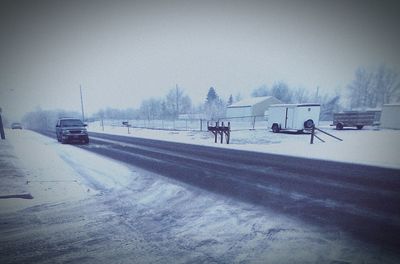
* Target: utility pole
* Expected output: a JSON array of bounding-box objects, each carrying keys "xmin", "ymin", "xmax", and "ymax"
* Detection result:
[
  {"xmin": 80, "ymin": 85, "xmax": 85, "ymax": 122},
  {"xmin": 0, "ymin": 107, "xmax": 5, "ymax": 139},
  {"xmin": 176, "ymin": 84, "xmax": 179, "ymax": 118},
  {"xmin": 315, "ymin": 86, "xmax": 320, "ymax": 102}
]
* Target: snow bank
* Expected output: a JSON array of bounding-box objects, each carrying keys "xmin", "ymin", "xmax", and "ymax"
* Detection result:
[{"xmin": 0, "ymin": 129, "xmax": 137, "ymax": 212}]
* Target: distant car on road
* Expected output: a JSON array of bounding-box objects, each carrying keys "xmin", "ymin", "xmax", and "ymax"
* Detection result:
[
  {"xmin": 11, "ymin": 122, "xmax": 22, "ymax": 129},
  {"xmin": 56, "ymin": 118, "xmax": 89, "ymax": 144}
]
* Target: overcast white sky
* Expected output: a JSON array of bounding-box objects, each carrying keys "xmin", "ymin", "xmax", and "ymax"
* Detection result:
[{"xmin": 1, "ymin": 0, "xmax": 399, "ymax": 120}]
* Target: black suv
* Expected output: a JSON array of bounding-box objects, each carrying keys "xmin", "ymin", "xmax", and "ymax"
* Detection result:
[{"xmin": 56, "ymin": 118, "xmax": 89, "ymax": 144}]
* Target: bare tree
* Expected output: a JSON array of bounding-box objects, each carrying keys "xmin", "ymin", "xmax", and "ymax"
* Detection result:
[
  {"xmin": 320, "ymin": 94, "xmax": 341, "ymax": 121},
  {"xmin": 251, "ymin": 84, "xmax": 269, "ymax": 97},
  {"xmin": 348, "ymin": 66, "xmax": 400, "ymax": 109},
  {"xmin": 140, "ymin": 98, "xmax": 162, "ymax": 120},
  {"xmin": 165, "ymin": 86, "xmax": 192, "ymax": 119},
  {"xmin": 92, "ymin": 107, "xmax": 138, "ymax": 120},
  {"xmin": 292, "ymin": 87, "xmax": 311, "ymax": 103},
  {"xmin": 251, "ymin": 83, "xmax": 292, "ymax": 101},
  {"xmin": 234, "ymin": 93, "xmax": 243, "ymax": 102},
  {"xmin": 347, "ymin": 67, "xmax": 374, "ymax": 109},
  {"xmin": 374, "ymin": 65, "xmax": 400, "ymax": 105},
  {"xmin": 22, "ymin": 108, "xmax": 80, "ymax": 130},
  {"xmin": 271, "ymin": 81, "xmax": 292, "ymax": 103}
]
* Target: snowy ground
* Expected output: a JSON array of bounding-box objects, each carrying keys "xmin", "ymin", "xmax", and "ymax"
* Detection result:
[
  {"xmin": 1, "ymin": 129, "xmax": 399, "ymax": 263},
  {"xmin": 88, "ymin": 121, "xmax": 400, "ymax": 169}
]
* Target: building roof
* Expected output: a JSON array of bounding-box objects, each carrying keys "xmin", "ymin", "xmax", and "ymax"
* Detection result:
[
  {"xmin": 383, "ymin": 103, "xmax": 400, "ymax": 107},
  {"xmin": 228, "ymin": 96, "xmax": 276, "ymax": 108},
  {"xmin": 269, "ymin": 103, "xmax": 320, "ymax": 108}
]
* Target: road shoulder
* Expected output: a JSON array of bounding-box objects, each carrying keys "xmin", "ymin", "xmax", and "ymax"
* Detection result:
[{"xmin": 0, "ymin": 129, "xmax": 91, "ymax": 213}]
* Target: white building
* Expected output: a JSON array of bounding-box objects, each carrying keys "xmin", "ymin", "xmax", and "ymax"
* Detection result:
[
  {"xmin": 226, "ymin": 96, "xmax": 282, "ymax": 119},
  {"xmin": 380, "ymin": 104, "xmax": 400, "ymax": 129}
]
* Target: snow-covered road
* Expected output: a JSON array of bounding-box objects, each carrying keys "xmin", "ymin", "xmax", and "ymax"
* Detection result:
[
  {"xmin": 88, "ymin": 122, "xmax": 400, "ymax": 169},
  {"xmin": 1, "ymin": 129, "xmax": 399, "ymax": 263}
]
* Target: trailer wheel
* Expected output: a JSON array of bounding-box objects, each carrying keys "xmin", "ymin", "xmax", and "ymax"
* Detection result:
[
  {"xmin": 356, "ymin": 125, "xmax": 364, "ymax": 130},
  {"xmin": 304, "ymin": 119, "xmax": 314, "ymax": 129},
  {"xmin": 272, "ymin": 124, "xmax": 280, "ymax": 133},
  {"xmin": 336, "ymin": 123, "xmax": 344, "ymax": 130}
]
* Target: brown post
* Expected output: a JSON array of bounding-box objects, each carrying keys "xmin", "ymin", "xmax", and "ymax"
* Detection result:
[
  {"xmin": 227, "ymin": 122, "xmax": 230, "ymax": 144},
  {"xmin": 215, "ymin": 121, "xmax": 218, "ymax": 143},
  {"xmin": 310, "ymin": 125, "xmax": 315, "ymax": 144},
  {"xmin": 220, "ymin": 122, "xmax": 224, "ymax": 143},
  {"xmin": 0, "ymin": 114, "xmax": 5, "ymax": 140}
]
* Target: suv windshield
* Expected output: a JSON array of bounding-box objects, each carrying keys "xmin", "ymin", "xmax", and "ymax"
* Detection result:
[{"xmin": 61, "ymin": 119, "xmax": 84, "ymax": 127}]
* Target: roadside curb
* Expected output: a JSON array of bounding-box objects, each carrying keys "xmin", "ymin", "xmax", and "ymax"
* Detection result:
[{"xmin": 0, "ymin": 136, "xmax": 31, "ymax": 199}]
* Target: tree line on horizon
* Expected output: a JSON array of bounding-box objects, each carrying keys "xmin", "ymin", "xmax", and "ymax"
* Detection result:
[
  {"xmin": 89, "ymin": 83, "xmax": 342, "ymax": 121},
  {"xmin": 20, "ymin": 65, "xmax": 400, "ymax": 128}
]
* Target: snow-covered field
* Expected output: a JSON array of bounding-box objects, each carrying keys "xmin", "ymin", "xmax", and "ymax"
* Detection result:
[
  {"xmin": 1, "ymin": 129, "xmax": 399, "ymax": 263},
  {"xmin": 88, "ymin": 121, "xmax": 400, "ymax": 169}
]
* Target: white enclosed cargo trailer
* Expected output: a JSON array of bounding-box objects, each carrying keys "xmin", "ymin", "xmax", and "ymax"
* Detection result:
[{"xmin": 268, "ymin": 103, "xmax": 321, "ymax": 133}]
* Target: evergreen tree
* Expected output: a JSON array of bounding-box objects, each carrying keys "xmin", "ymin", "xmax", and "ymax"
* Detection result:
[
  {"xmin": 206, "ymin": 87, "xmax": 218, "ymax": 104},
  {"xmin": 227, "ymin": 94, "xmax": 234, "ymax": 106},
  {"xmin": 204, "ymin": 87, "xmax": 225, "ymax": 119}
]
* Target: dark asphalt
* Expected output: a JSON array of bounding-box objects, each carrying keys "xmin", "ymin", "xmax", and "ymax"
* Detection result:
[{"xmin": 40, "ymin": 130, "xmax": 400, "ymax": 251}]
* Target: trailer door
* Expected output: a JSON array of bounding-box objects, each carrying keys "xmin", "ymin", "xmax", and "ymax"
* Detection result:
[{"xmin": 285, "ymin": 107, "xmax": 294, "ymax": 129}]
